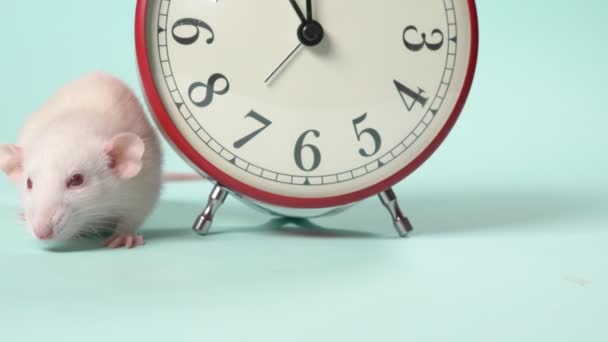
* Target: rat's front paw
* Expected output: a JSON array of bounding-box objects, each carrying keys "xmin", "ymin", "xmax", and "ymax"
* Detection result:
[{"xmin": 104, "ymin": 232, "xmax": 144, "ymax": 249}]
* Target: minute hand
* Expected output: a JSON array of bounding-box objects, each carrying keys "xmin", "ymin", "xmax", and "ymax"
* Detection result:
[{"xmin": 306, "ymin": 0, "xmax": 313, "ymax": 20}]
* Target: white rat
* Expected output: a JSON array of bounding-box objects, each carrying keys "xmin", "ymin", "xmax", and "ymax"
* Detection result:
[{"xmin": 0, "ymin": 72, "xmax": 168, "ymax": 248}]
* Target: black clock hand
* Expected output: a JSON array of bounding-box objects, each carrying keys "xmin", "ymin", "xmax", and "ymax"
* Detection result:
[
  {"xmin": 264, "ymin": 43, "xmax": 303, "ymax": 84},
  {"xmin": 289, "ymin": 0, "xmax": 324, "ymax": 47},
  {"xmin": 289, "ymin": 0, "xmax": 306, "ymax": 23},
  {"xmin": 291, "ymin": 0, "xmax": 314, "ymax": 22},
  {"xmin": 306, "ymin": 0, "xmax": 313, "ymax": 20}
]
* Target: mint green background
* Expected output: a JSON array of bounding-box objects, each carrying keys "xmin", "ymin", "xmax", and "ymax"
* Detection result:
[{"xmin": 0, "ymin": 1, "xmax": 606, "ymax": 341}]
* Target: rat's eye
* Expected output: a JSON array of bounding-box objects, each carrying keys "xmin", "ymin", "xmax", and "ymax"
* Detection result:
[
  {"xmin": 26, "ymin": 178, "xmax": 32, "ymax": 190},
  {"xmin": 66, "ymin": 174, "xmax": 85, "ymax": 188}
]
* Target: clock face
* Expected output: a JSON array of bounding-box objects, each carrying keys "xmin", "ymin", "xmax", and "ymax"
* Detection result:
[{"xmin": 136, "ymin": 0, "xmax": 478, "ymax": 208}]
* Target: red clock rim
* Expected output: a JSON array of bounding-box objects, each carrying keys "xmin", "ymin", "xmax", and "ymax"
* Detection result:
[{"xmin": 135, "ymin": 0, "xmax": 479, "ymax": 209}]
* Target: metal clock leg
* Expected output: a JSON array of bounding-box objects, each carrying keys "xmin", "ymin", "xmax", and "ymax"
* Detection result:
[
  {"xmin": 379, "ymin": 188, "xmax": 413, "ymax": 237},
  {"xmin": 192, "ymin": 184, "xmax": 229, "ymax": 235}
]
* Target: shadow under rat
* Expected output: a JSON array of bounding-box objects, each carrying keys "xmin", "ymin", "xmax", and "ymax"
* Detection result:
[{"xmin": 44, "ymin": 188, "xmax": 608, "ymax": 252}]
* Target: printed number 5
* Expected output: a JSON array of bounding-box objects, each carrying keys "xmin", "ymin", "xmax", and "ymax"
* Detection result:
[{"xmin": 352, "ymin": 113, "xmax": 382, "ymax": 157}]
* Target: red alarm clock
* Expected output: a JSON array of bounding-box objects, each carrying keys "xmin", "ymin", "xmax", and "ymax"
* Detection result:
[{"xmin": 136, "ymin": 0, "xmax": 478, "ymax": 236}]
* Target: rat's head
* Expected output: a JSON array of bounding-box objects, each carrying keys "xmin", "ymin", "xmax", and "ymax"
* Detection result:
[{"xmin": 0, "ymin": 131, "xmax": 144, "ymax": 241}]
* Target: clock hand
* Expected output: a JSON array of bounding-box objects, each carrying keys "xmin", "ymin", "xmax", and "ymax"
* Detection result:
[
  {"xmin": 289, "ymin": 0, "xmax": 306, "ymax": 23},
  {"xmin": 264, "ymin": 0, "xmax": 321, "ymax": 84},
  {"xmin": 264, "ymin": 43, "xmax": 303, "ymax": 84},
  {"xmin": 289, "ymin": 0, "xmax": 324, "ymax": 47},
  {"xmin": 289, "ymin": 0, "xmax": 314, "ymax": 23},
  {"xmin": 306, "ymin": 0, "xmax": 313, "ymax": 20}
]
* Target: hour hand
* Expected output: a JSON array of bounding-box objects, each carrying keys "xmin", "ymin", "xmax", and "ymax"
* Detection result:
[
  {"xmin": 289, "ymin": 0, "xmax": 324, "ymax": 47},
  {"xmin": 289, "ymin": 0, "xmax": 306, "ymax": 23}
]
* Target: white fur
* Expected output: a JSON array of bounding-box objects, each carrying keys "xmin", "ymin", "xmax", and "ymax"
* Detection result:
[{"xmin": 15, "ymin": 72, "xmax": 163, "ymax": 241}]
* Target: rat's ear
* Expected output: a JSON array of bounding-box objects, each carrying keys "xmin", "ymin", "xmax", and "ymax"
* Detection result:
[
  {"xmin": 104, "ymin": 133, "xmax": 145, "ymax": 180},
  {"xmin": 0, "ymin": 144, "xmax": 23, "ymax": 182}
]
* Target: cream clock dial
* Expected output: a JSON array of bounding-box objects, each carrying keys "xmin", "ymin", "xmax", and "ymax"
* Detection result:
[{"xmin": 138, "ymin": 0, "xmax": 478, "ymax": 208}]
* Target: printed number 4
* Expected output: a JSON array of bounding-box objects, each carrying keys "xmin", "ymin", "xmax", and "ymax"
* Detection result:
[{"xmin": 394, "ymin": 80, "xmax": 428, "ymax": 111}]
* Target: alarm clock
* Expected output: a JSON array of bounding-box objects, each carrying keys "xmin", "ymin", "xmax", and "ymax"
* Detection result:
[{"xmin": 135, "ymin": 0, "xmax": 479, "ymax": 236}]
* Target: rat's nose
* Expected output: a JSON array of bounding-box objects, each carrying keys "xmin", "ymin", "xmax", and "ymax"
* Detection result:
[
  {"xmin": 32, "ymin": 206, "xmax": 60, "ymax": 240},
  {"xmin": 33, "ymin": 224, "xmax": 54, "ymax": 240}
]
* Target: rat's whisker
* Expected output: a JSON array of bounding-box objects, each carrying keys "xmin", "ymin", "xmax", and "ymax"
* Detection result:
[
  {"xmin": 80, "ymin": 227, "xmax": 104, "ymax": 239},
  {"xmin": 74, "ymin": 226, "xmax": 103, "ymax": 238},
  {"xmin": 83, "ymin": 222, "xmax": 120, "ymax": 229},
  {"xmin": 69, "ymin": 202, "xmax": 119, "ymax": 213},
  {"xmin": 70, "ymin": 207, "xmax": 123, "ymax": 219}
]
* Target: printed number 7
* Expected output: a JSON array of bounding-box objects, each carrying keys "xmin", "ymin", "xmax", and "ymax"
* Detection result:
[{"xmin": 233, "ymin": 110, "xmax": 273, "ymax": 149}]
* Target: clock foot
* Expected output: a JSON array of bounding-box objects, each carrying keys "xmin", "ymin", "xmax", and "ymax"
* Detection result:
[
  {"xmin": 192, "ymin": 184, "xmax": 229, "ymax": 235},
  {"xmin": 379, "ymin": 188, "xmax": 413, "ymax": 237}
]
